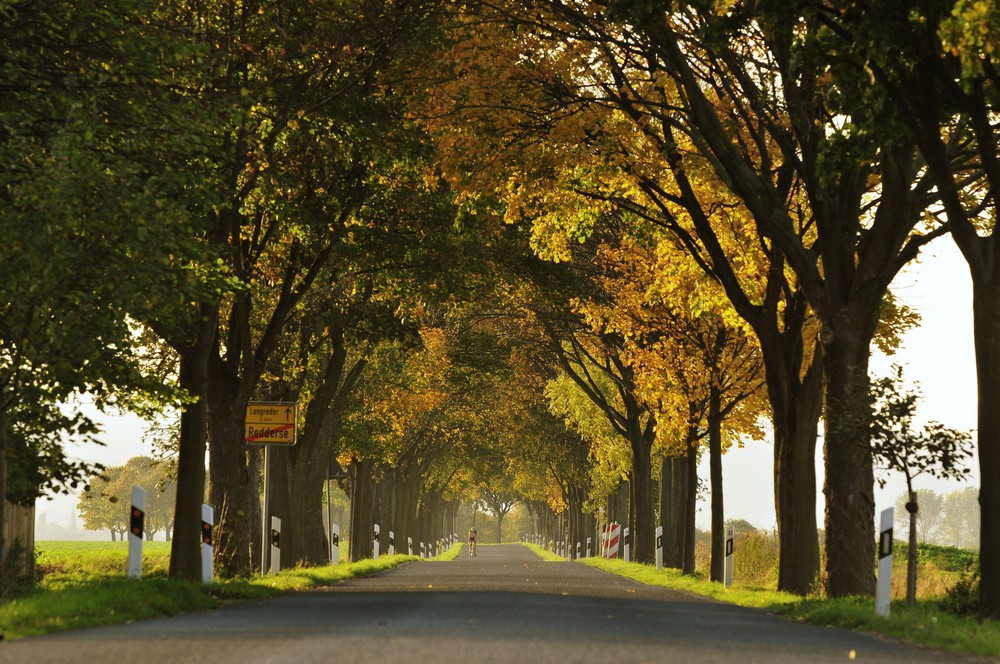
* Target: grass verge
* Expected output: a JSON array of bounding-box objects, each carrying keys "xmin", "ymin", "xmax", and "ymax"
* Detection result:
[
  {"xmin": 0, "ymin": 541, "xmax": 461, "ymax": 640},
  {"xmin": 530, "ymin": 545, "xmax": 1000, "ymax": 660}
]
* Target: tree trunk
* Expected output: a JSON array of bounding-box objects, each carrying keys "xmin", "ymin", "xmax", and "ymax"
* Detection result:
[
  {"xmin": 661, "ymin": 451, "xmax": 689, "ymax": 569},
  {"xmin": 168, "ymin": 307, "xmax": 214, "ymax": 582},
  {"xmin": 391, "ymin": 472, "xmax": 419, "ymax": 556},
  {"xmin": 683, "ymin": 440, "xmax": 698, "ymax": 575},
  {"xmin": 972, "ymin": 271, "xmax": 1000, "ymax": 618},
  {"xmin": 630, "ymin": 438, "xmax": 655, "ymax": 563},
  {"xmin": 208, "ymin": 401, "xmax": 255, "ymax": 577},
  {"xmin": 620, "ymin": 379, "xmax": 656, "ymax": 564},
  {"xmin": 247, "ymin": 446, "xmax": 262, "ymax": 571},
  {"xmin": 349, "ymin": 458, "xmax": 374, "ymax": 561},
  {"xmin": 822, "ymin": 322, "xmax": 877, "ymax": 598},
  {"xmin": 709, "ymin": 386, "xmax": 725, "ymax": 583},
  {"xmin": 0, "ymin": 408, "xmax": 6, "ymax": 574},
  {"xmin": 906, "ymin": 489, "xmax": 918, "ymax": 605},
  {"xmin": 771, "ymin": 356, "xmax": 823, "ymax": 595}
]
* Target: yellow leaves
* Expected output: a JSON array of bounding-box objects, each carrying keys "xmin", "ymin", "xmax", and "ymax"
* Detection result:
[
  {"xmin": 545, "ymin": 474, "xmax": 568, "ymax": 514},
  {"xmin": 567, "ymin": 230, "xmax": 765, "ymax": 449},
  {"xmin": 355, "ymin": 325, "xmax": 460, "ymax": 455}
]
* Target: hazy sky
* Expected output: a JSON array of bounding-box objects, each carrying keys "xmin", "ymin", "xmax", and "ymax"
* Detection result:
[{"xmin": 37, "ymin": 238, "xmax": 980, "ymax": 535}]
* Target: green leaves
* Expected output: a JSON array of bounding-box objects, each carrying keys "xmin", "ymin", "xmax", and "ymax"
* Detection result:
[{"xmin": 870, "ymin": 364, "xmax": 973, "ymax": 489}]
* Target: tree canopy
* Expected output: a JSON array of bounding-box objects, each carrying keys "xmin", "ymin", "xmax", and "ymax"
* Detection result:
[{"xmin": 6, "ymin": 0, "xmax": 999, "ymax": 619}]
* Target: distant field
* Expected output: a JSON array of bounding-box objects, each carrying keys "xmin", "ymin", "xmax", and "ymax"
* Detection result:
[{"xmin": 36, "ymin": 540, "xmax": 172, "ymax": 587}]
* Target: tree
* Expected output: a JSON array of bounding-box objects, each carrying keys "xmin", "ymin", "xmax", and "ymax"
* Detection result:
[
  {"xmin": 0, "ymin": 1, "xmax": 214, "ymax": 567},
  {"xmin": 78, "ymin": 468, "xmax": 128, "ymax": 541},
  {"xmin": 479, "ymin": 482, "xmax": 518, "ymax": 544},
  {"xmin": 941, "ymin": 487, "xmax": 980, "ymax": 549},
  {"xmin": 544, "ymin": 0, "xmax": 939, "ymax": 599},
  {"xmin": 78, "ymin": 457, "xmax": 177, "ymax": 541},
  {"xmin": 871, "ymin": 365, "xmax": 973, "ymax": 604},
  {"xmin": 417, "ymin": 4, "xmax": 828, "ymax": 593},
  {"xmin": 820, "ymin": 0, "xmax": 1000, "ymax": 617},
  {"xmin": 578, "ymin": 233, "xmax": 767, "ymax": 579}
]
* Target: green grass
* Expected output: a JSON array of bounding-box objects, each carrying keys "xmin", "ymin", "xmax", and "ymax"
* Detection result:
[
  {"xmin": 0, "ymin": 541, "xmax": 443, "ymax": 640},
  {"xmin": 536, "ymin": 546, "xmax": 1000, "ymax": 660},
  {"xmin": 37, "ymin": 541, "xmax": 173, "ymax": 588}
]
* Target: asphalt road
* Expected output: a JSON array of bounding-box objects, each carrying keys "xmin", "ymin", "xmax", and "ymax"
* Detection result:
[{"xmin": 0, "ymin": 544, "xmax": 988, "ymax": 663}]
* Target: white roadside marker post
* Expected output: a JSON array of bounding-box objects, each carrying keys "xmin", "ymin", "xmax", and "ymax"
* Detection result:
[
  {"xmin": 128, "ymin": 486, "xmax": 145, "ymax": 579},
  {"xmin": 587, "ymin": 537, "xmax": 592, "ymax": 558},
  {"xmin": 331, "ymin": 524, "xmax": 340, "ymax": 566},
  {"xmin": 408, "ymin": 536, "xmax": 413, "ymax": 556},
  {"xmin": 389, "ymin": 530, "xmax": 395, "ymax": 556},
  {"xmin": 270, "ymin": 516, "xmax": 281, "ymax": 575},
  {"xmin": 655, "ymin": 525, "xmax": 663, "ymax": 570},
  {"xmin": 724, "ymin": 526, "xmax": 734, "ymax": 588},
  {"xmin": 623, "ymin": 527, "xmax": 631, "ymax": 563},
  {"xmin": 373, "ymin": 523, "xmax": 380, "ymax": 560},
  {"xmin": 876, "ymin": 507, "xmax": 894, "ymax": 617},
  {"xmin": 201, "ymin": 504, "xmax": 214, "ymax": 584}
]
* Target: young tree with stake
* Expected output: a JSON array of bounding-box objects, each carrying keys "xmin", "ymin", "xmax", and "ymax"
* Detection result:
[{"xmin": 870, "ymin": 365, "xmax": 973, "ymax": 605}]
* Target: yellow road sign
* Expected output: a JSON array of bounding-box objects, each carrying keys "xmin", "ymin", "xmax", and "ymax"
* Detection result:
[{"xmin": 245, "ymin": 402, "xmax": 297, "ymax": 445}]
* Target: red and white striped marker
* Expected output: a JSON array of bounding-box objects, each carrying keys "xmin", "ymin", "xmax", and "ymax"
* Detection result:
[{"xmin": 604, "ymin": 522, "xmax": 621, "ymax": 559}]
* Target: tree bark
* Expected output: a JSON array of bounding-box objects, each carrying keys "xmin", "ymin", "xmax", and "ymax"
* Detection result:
[
  {"xmin": 630, "ymin": 437, "xmax": 655, "ymax": 563},
  {"xmin": 169, "ymin": 306, "xmax": 215, "ymax": 582},
  {"xmin": 822, "ymin": 322, "xmax": 877, "ymax": 598},
  {"xmin": 709, "ymin": 385, "xmax": 724, "ymax": 583},
  {"xmin": 683, "ymin": 440, "xmax": 698, "ymax": 575},
  {"xmin": 0, "ymin": 407, "xmax": 6, "ymax": 575},
  {"xmin": 208, "ymin": 398, "xmax": 255, "ymax": 577},
  {"xmin": 620, "ymin": 376, "xmax": 656, "ymax": 564},
  {"xmin": 661, "ymin": 452, "xmax": 688, "ymax": 569},
  {"xmin": 906, "ymin": 489, "xmax": 918, "ymax": 605},
  {"xmin": 349, "ymin": 458, "xmax": 374, "ymax": 561},
  {"xmin": 770, "ymin": 352, "xmax": 823, "ymax": 595},
  {"xmin": 972, "ymin": 271, "xmax": 1000, "ymax": 618}
]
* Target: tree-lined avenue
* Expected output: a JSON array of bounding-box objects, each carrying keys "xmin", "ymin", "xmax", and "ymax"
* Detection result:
[{"xmin": 0, "ymin": 546, "xmax": 980, "ymax": 663}]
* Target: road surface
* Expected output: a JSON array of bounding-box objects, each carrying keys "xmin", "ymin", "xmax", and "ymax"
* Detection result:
[{"xmin": 0, "ymin": 544, "xmax": 987, "ymax": 663}]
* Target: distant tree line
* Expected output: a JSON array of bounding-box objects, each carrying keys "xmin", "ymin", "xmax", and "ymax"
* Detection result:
[
  {"xmin": 77, "ymin": 457, "xmax": 176, "ymax": 541},
  {"xmin": 896, "ymin": 487, "xmax": 980, "ymax": 550}
]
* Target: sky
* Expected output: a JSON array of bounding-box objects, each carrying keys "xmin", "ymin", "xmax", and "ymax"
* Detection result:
[{"xmin": 37, "ymin": 237, "xmax": 980, "ymax": 536}]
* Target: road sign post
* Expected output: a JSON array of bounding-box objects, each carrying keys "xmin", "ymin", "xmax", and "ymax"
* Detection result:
[{"xmin": 245, "ymin": 402, "xmax": 297, "ymax": 574}]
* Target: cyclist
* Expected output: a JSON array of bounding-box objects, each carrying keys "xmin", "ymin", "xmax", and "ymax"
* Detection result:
[{"xmin": 468, "ymin": 526, "xmax": 478, "ymax": 556}]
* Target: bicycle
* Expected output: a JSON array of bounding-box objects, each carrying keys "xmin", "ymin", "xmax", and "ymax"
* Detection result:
[{"xmin": 468, "ymin": 538, "xmax": 477, "ymax": 556}]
